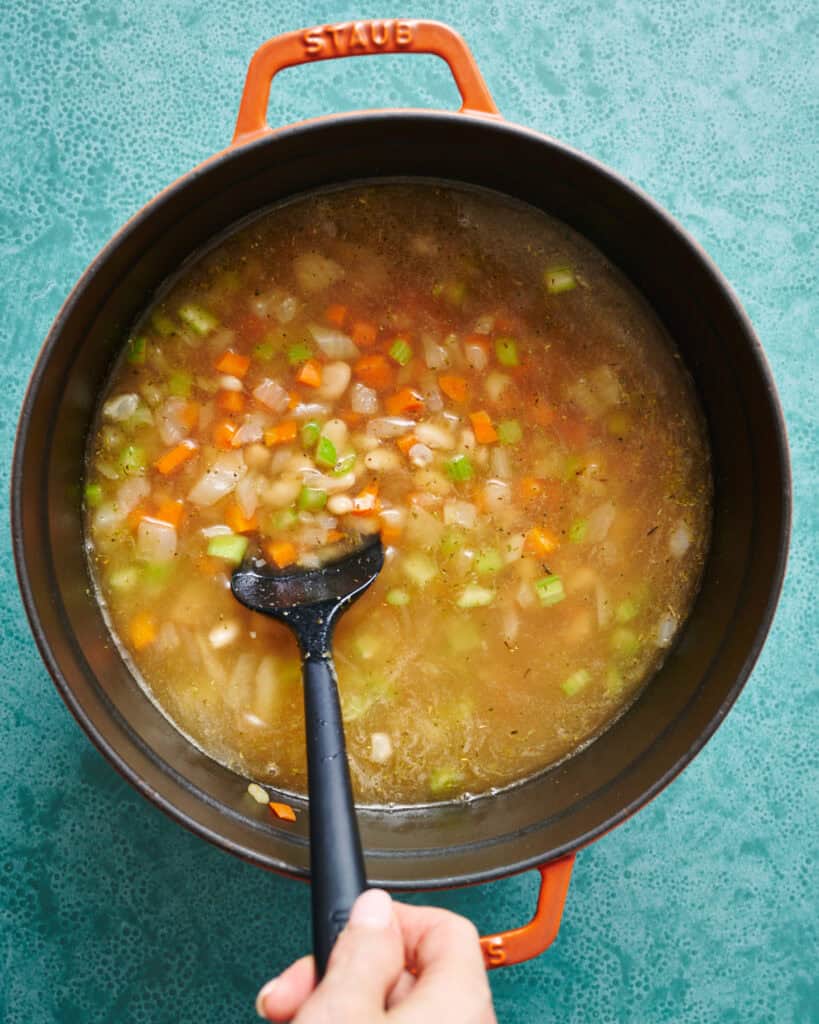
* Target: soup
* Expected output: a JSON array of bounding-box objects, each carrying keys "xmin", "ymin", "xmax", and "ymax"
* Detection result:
[{"xmin": 84, "ymin": 183, "xmax": 711, "ymax": 805}]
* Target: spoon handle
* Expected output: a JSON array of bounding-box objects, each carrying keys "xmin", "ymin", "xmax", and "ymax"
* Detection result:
[{"xmin": 303, "ymin": 654, "xmax": 367, "ymax": 976}]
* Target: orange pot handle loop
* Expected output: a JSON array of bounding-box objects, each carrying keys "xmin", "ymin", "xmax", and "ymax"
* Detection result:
[
  {"xmin": 233, "ymin": 19, "xmax": 499, "ymax": 145},
  {"xmin": 479, "ymin": 855, "xmax": 575, "ymax": 969}
]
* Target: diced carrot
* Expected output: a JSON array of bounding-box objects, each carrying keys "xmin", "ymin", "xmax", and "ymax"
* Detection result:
[
  {"xmin": 155, "ymin": 499, "xmax": 184, "ymax": 529},
  {"xmin": 214, "ymin": 349, "xmax": 250, "ymax": 377},
  {"xmin": 438, "ymin": 374, "xmax": 468, "ymax": 403},
  {"xmin": 179, "ymin": 401, "xmax": 200, "ymax": 430},
  {"xmin": 352, "ymin": 321, "xmax": 378, "ymax": 348},
  {"xmin": 385, "ymin": 388, "xmax": 425, "ymax": 416},
  {"xmin": 126, "ymin": 505, "xmax": 148, "ymax": 531},
  {"xmin": 269, "ymin": 801, "xmax": 297, "ymax": 823},
  {"xmin": 339, "ymin": 410, "xmax": 364, "ymax": 427},
  {"xmin": 154, "ymin": 439, "xmax": 198, "ymax": 476},
  {"xmin": 288, "ymin": 391, "xmax": 300, "ymax": 410},
  {"xmin": 225, "ymin": 502, "xmax": 258, "ymax": 534},
  {"xmin": 380, "ymin": 518, "xmax": 403, "ymax": 545},
  {"xmin": 350, "ymin": 482, "xmax": 380, "ymax": 516},
  {"xmin": 296, "ymin": 359, "xmax": 322, "ymax": 388},
  {"xmin": 325, "ymin": 303, "xmax": 347, "ymax": 328},
  {"xmin": 264, "ymin": 420, "xmax": 298, "ymax": 446},
  {"xmin": 525, "ymin": 526, "xmax": 560, "ymax": 557},
  {"xmin": 396, "ymin": 434, "xmax": 418, "ymax": 455},
  {"xmin": 217, "ymin": 389, "xmax": 245, "ymax": 414},
  {"xmin": 532, "ymin": 401, "xmax": 556, "ymax": 427},
  {"xmin": 213, "ymin": 419, "xmax": 237, "ymax": 450},
  {"xmin": 130, "ymin": 612, "xmax": 157, "ymax": 651},
  {"xmin": 519, "ymin": 476, "xmax": 544, "ymax": 501},
  {"xmin": 266, "ymin": 540, "xmax": 298, "ymax": 569},
  {"xmin": 325, "ymin": 529, "xmax": 345, "ymax": 543},
  {"xmin": 353, "ymin": 354, "xmax": 395, "ymax": 392},
  {"xmin": 469, "ymin": 410, "xmax": 498, "ymax": 444}
]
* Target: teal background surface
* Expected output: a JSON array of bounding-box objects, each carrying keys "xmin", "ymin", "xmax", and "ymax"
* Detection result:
[{"xmin": 1, "ymin": 2, "xmax": 817, "ymax": 1021}]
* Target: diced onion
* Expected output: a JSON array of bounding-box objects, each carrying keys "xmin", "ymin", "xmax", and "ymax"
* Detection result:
[
  {"xmin": 422, "ymin": 333, "xmax": 449, "ymax": 370},
  {"xmin": 308, "ymin": 323, "xmax": 359, "ymax": 360},
  {"xmin": 483, "ymin": 479, "xmax": 511, "ymax": 511},
  {"xmin": 188, "ymin": 451, "xmax": 246, "ymax": 506},
  {"xmin": 369, "ymin": 733, "xmax": 393, "ymax": 763},
  {"xmin": 102, "ymin": 393, "xmax": 139, "ymax": 422},
  {"xmin": 669, "ymin": 522, "xmax": 692, "ymax": 558},
  {"xmin": 201, "ymin": 524, "xmax": 233, "ymax": 538},
  {"xmin": 368, "ymin": 416, "xmax": 416, "ymax": 439},
  {"xmin": 294, "ymin": 253, "xmax": 344, "ymax": 293},
  {"xmin": 253, "ymin": 378, "xmax": 289, "ymax": 413},
  {"xmin": 587, "ymin": 502, "xmax": 616, "ymax": 544},
  {"xmin": 490, "ymin": 446, "xmax": 512, "ymax": 479},
  {"xmin": 443, "ymin": 500, "xmax": 478, "ymax": 528},
  {"xmin": 409, "ymin": 443, "xmax": 434, "ymax": 468},
  {"xmin": 464, "ymin": 341, "xmax": 488, "ymax": 371},
  {"xmin": 657, "ymin": 614, "xmax": 678, "ymax": 647},
  {"xmin": 157, "ymin": 397, "xmax": 191, "ymax": 446},
  {"xmin": 351, "ymin": 382, "xmax": 379, "ymax": 415},
  {"xmin": 236, "ymin": 474, "xmax": 259, "ymax": 518},
  {"xmin": 137, "ymin": 517, "xmax": 177, "ymax": 562},
  {"xmin": 231, "ymin": 413, "xmax": 269, "ymax": 448},
  {"xmin": 415, "ymin": 422, "xmax": 455, "ymax": 450},
  {"xmin": 115, "ymin": 477, "xmax": 150, "ymax": 517}
]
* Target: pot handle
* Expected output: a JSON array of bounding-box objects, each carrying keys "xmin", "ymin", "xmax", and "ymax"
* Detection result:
[
  {"xmin": 233, "ymin": 19, "xmax": 499, "ymax": 145},
  {"xmin": 479, "ymin": 855, "xmax": 575, "ymax": 969}
]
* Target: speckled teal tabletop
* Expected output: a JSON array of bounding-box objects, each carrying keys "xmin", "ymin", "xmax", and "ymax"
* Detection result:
[{"xmin": 1, "ymin": 2, "xmax": 817, "ymax": 1021}]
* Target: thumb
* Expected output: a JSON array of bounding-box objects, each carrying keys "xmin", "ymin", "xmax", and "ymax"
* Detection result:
[{"xmin": 296, "ymin": 889, "xmax": 403, "ymax": 1022}]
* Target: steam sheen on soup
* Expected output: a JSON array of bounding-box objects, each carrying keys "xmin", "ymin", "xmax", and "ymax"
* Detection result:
[{"xmin": 84, "ymin": 184, "xmax": 710, "ymax": 805}]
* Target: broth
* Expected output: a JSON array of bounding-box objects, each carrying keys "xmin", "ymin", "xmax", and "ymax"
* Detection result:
[{"xmin": 84, "ymin": 183, "xmax": 711, "ymax": 804}]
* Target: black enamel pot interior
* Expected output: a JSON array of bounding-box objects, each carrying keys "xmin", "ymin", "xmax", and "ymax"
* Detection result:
[{"xmin": 12, "ymin": 59, "xmax": 790, "ymax": 895}]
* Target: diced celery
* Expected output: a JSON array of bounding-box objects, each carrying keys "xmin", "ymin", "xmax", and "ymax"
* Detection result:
[
  {"xmin": 84, "ymin": 482, "xmax": 103, "ymax": 508},
  {"xmin": 143, "ymin": 562, "xmax": 175, "ymax": 587},
  {"xmin": 388, "ymin": 337, "xmax": 413, "ymax": 366},
  {"xmin": 497, "ymin": 419, "xmax": 523, "ymax": 445},
  {"xmin": 615, "ymin": 598, "xmax": 639, "ymax": 623},
  {"xmin": 287, "ymin": 341, "xmax": 313, "ymax": 365},
  {"xmin": 534, "ymin": 574, "xmax": 565, "ymax": 607},
  {"xmin": 544, "ymin": 266, "xmax": 577, "ymax": 294},
  {"xmin": 457, "ymin": 584, "xmax": 495, "ymax": 608},
  {"xmin": 446, "ymin": 618, "xmax": 483, "ymax": 653},
  {"xmin": 254, "ymin": 340, "xmax": 275, "ymax": 361},
  {"xmin": 446, "ymin": 454, "xmax": 474, "ymax": 483},
  {"xmin": 207, "ymin": 533, "xmax": 248, "ymax": 564},
  {"xmin": 561, "ymin": 668, "xmax": 591, "ymax": 696},
  {"xmin": 605, "ymin": 666, "xmax": 624, "ymax": 695},
  {"xmin": 386, "ymin": 588, "xmax": 410, "ymax": 607},
  {"xmin": 341, "ymin": 677, "xmax": 394, "ymax": 722},
  {"xmin": 270, "ymin": 507, "xmax": 298, "ymax": 532},
  {"xmin": 429, "ymin": 766, "xmax": 465, "ymax": 796},
  {"xmin": 315, "ymin": 436, "xmax": 337, "ymax": 468},
  {"xmin": 126, "ymin": 336, "xmax": 147, "ymax": 365},
  {"xmin": 495, "ymin": 337, "xmax": 519, "ymax": 367},
  {"xmin": 151, "ymin": 311, "xmax": 176, "ymax": 336},
  {"xmin": 168, "ymin": 371, "xmax": 192, "ymax": 398},
  {"xmin": 297, "ymin": 486, "xmax": 328, "ymax": 512},
  {"xmin": 333, "ymin": 453, "xmax": 357, "ymax": 476},
  {"xmin": 118, "ymin": 444, "xmax": 146, "ymax": 476},
  {"xmin": 440, "ymin": 527, "xmax": 466, "ymax": 558},
  {"xmin": 301, "ymin": 421, "xmax": 321, "ymax": 448},
  {"xmin": 108, "ymin": 566, "xmax": 139, "ymax": 591},
  {"xmin": 475, "ymin": 548, "xmax": 503, "ymax": 574},
  {"xmin": 178, "ymin": 303, "xmax": 218, "ymax": 336},
  {"xmin": 611, "ymin": 627, "xmax": 639, "ymax": 657},
  {"xmin": 401, "ymin": 552, "xmax": 437, "ymax": 587},
  {"xmin": 353, "ymin": 632, "xmax": 382, "ymax": 660},
  {"xmin": 568, "ymin": 518, "xmax": 588, "ymax": 543}
]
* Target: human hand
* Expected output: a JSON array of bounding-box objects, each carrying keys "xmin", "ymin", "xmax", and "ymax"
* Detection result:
[{"xmin": 256, "ymin": 888, "xmax": 497, "ymax": 1023}]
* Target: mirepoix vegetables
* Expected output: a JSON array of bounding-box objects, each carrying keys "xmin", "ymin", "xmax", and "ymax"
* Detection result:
[{"xmin": 84, "ymin": 181, "xmax": 710, "ymax": 808}]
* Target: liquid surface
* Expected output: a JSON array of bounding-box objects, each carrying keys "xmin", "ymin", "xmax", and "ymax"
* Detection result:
[{"xmin": 85, "ymin": 183, "xmax": 711, "ymax": 804}]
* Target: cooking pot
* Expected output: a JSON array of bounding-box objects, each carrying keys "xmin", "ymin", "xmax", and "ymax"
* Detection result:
[{"xmin": 11, "ymin": 20, "xmax": 790, "ymax": 968}]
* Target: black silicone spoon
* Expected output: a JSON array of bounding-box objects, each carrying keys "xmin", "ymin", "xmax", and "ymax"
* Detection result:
[{"xmin": 230, "ymin": 536, "xmax": 384, "ymax": 976}]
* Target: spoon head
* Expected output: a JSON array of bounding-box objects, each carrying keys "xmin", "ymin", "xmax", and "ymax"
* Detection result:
[{"xmin": 230, "ymin": 535, "xmax": 384, "ymax": 622}]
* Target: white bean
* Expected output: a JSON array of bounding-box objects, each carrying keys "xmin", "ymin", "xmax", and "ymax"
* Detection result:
[
  {"xmin": 409, "ymin": 443, "xmax": 434, "ymax": 468},
  {"xmin": 364, "ymin": 448, "xmax": 401, "ymax": 472},
  {"xmin": 370, "ymin": 733, "xmax": 393, "ymax": 763},
  {"xmin": 327, "ymin": 494, "xmax": 353, "ymax": 515},
  {"xmin": 415, "ymin": 422, "xmax": 455, "ymax": 450},
  {"xmin": 413, "ymin": 469, "xmax": 452, "ymax": 496},
  {"xmin": 262, "ymin": 476, "xmax": 301, "ymax": 508},
  {"xmin": 317, "ymin": 361, "xmax": 351, "ymax": 401},
  {"xmin": 321, "ymin": 418, "xmax": 349, "ymax": 450},
  {"xmin": 244, "ymin": 443, "xmax": 271, "ymax": 469},
  {"xmin": 219, "ymin": 375, "xmax": 244, "ymax": 392}
]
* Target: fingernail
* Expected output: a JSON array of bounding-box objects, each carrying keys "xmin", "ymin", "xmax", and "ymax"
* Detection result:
[
  {"xmin": 349, "ymin": 888, "xmax": 393, "ymax": 929},
  {"xmin": 255, "ymin": 978, "xmax": 277, "ymax": 1018}
]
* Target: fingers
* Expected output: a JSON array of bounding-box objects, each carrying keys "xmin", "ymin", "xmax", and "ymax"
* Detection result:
[
  {"xmin": 256, "ymin": 955, "xmax": 316, "ymax": 1021},
  {"xmin": 389, "ymin": 902, "xmax": 496, "ymax": 1023},
  {"xmin": 292, "ymin": 888, "xmax": 405, "ymax": 1022}
]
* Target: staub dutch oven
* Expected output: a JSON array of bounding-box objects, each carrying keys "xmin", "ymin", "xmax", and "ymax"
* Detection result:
[{"xmin": 11, "ymin": 20, "xmax": 790, "ymax": 967}]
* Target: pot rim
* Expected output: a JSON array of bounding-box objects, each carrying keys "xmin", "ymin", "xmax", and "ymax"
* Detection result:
[{"xmin": 11, "ymin": 109, "xmax": 792, "ymax": 888}]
